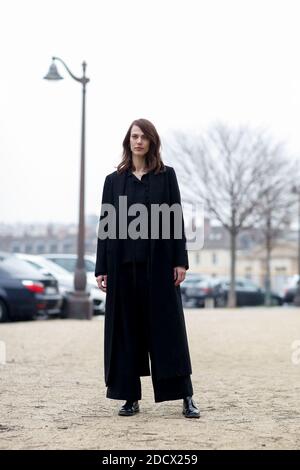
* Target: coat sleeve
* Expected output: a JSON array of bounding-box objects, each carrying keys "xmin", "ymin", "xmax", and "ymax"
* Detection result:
[
  {"xmin": 168, "ymin": 167, "xmax": 189, "ymax": 271},
  {"xmin": 95, "ymin": 174, "xmax": 112, "ymax": 277}
]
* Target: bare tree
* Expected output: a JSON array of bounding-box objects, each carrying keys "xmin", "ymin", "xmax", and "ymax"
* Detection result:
[
  {"xmin": 163, "ymin": 122, "xmax": 296, "ymax": 307},
  {"xmin": 251, "ymin": 163, "xmax": 299, "ymax": 305}
]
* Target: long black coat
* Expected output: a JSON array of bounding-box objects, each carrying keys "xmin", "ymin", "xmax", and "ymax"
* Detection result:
[{"xmin": 95, "ymin": 165, "xmax": 192, "ymax": 386}]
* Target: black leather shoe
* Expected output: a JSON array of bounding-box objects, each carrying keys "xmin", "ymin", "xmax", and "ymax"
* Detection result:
[
  {"xmin": 118, "ymin": 400, "xmax": 140, "ymax": 416},
  {"xmin": 182, "ymin": 396, "xmax": 200, "ymax": 418}
]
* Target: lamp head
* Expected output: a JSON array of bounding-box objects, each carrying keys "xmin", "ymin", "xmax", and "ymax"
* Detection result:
[{"xmin": 43, "ymin": 61, "xmax": 63, "ymax": 80}]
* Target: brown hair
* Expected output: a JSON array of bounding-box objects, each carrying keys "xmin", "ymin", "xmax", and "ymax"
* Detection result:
[{"xmin": 116, "ymin": 118, "xmax": 165, "ymax": 174}]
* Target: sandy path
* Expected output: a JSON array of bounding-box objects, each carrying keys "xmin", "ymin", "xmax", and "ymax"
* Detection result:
[{"xmin": 0, "ymin": 307, "xmax": 300, "ymax": 450}]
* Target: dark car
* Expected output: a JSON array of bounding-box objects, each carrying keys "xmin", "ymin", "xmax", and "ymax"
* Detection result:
[
  {"xmin": 214, "ymin": 279, "xmax": 283, "ymax": 307},
  {"xmin": 0, "ymin": 253, "xmax": 63, "ymax": 322},
  {"xmin": 183, "ymin": 276, "xmax": 283, "ymax": 307},
  {"xmin": 182, "ymin": 276, "xmax": 223, "ymax": 307},
  {"xmin": 180, "ymin": 273, "xmax": 212, "ymax": 301}
]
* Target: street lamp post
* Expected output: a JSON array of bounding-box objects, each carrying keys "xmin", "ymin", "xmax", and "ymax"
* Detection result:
[
  {"xmin": 292, "ymin": 185, "xmax": 300, "ymax": 307},
  {"xmin": 44, "ymin": 57, "xmax": 93, "ymax": 319}
]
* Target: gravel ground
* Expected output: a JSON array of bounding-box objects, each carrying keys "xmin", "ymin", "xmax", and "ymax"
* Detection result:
[{"xmin": 0, "ymin": 306, "xmax": 300, "ymax": 450}]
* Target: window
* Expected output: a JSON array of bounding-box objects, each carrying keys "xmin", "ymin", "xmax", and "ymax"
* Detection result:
[
  {"xmin": 50, "ymin": 258, "xmax": 75, "ymax": 273},
  {"xmin": 209, "ymin": 232, "xmax": 222, "ymax": 240},
  {"xmin": 241, "ymin": 280, "xmax": 259, "ymax": 292},
  {"xmin": 275, "ymin": 267, "xmax": 287, "ymax": 273},
  {"xmin": 63, "ymin": 243, "xmax": 72, "ymax": 252},
  {"xmin": 85, "ymin": 259, "xmax": 95, "ymax": 272}
]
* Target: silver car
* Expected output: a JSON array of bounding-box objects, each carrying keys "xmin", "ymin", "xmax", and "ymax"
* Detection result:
[{"xmin": 16, "ymin": 254, "xmax": 105, "ymax": 315}]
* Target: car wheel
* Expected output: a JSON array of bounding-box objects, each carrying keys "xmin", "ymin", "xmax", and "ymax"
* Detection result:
[
  {"xmin": 215, "ymin": 296, "xmax": 226, "ymax": 307},
  {"xmin": 0, "ymin": 299, "xmax": 9, "ymax": 322},
  {"xmin": 59, "ymin": 299, "xmax": 68, "ymax": 319},
  {"xmin": 271, "ymin": 297, "xmax": 281, "ymax": 306}
]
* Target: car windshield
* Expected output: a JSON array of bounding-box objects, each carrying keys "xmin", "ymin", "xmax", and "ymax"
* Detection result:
[
  {"xmin": 48, "ymin": 258, "xmax": 76, "ymax": 272},
  {"xmin": 222, "ymin": 279, "xmax": 259, "ymax": 290},
  {"xmin": 0, "ymin": 256, "xmax": 42, "ymax": 278},
  {"xmin": 85, "ymin": 259, "xmax": 96, "ymax": 271},
  {"xmin": 36, "ymin": 258, "xmax": 72, "ymax": 276},
  {"xmin": 48, "ymin": 257, "xmax": 95, "ymax": 273},
  {"xmin": 19, "ymin": 256, "xmax": 72, "ymax": 277},
  {"xmin": 183, "ymin": 274, "xmax": 209, "ymax": 282},
  {"xmin": 183, "ymin": 278, "xmax": 202, "ymax": 284},
  {"xmin": 196, "ymin": 279, "xmax": 217, "ymax": 287}
]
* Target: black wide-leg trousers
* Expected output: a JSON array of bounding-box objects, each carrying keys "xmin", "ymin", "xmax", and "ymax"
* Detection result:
[{"xmin": 106, "ymin": 260, "xmax": 193, "ymax": 403}]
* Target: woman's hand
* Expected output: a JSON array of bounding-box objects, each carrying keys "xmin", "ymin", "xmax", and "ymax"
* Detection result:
[
  {"xmin": 174, "ymin": 266, "xmax": 186, "ymax": 286},
  {"xmin": 96, "ymin": 274, "xmax": 107, "ymax": 293}
]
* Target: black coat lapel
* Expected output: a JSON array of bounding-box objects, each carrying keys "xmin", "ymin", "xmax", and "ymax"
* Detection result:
[{"xmin": 113, "ymin": 168, "xmax": 164, "ymax": 203}]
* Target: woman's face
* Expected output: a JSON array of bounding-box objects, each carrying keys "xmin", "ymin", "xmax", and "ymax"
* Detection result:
[{"xmin": 130, "ymin": 125, "xmax": 150, "ymax": 159}]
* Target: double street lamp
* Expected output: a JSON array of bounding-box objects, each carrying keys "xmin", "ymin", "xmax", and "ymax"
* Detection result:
[{"xmin": 43, "ymin": 57, "xmax": 93, "ymax": 319}]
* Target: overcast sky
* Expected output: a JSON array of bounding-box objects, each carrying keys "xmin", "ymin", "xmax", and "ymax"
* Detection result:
[{"xmin": 1, "ymin": 0, "xmax": 300, "ymax": 224}]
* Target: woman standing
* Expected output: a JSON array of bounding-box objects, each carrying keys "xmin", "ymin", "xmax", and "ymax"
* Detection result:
[{"xmin": 95, "ymin": 118, "xmax": 200, "ymax": 418}]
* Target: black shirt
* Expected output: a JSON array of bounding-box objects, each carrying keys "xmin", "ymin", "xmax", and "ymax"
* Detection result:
[{"xmin": 120, "ymin": 169, "xmax": 151, "ymax": 264}]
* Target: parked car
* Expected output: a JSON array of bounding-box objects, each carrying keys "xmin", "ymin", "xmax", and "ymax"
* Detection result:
[
  {"xmin": 283, "ymin": 275, "xmax": 300, "ymax": 304},
  {"xmin": 183, "ymin": 276, "xmax": 283, "ymax": 307},
  {"xmin": 180, "ymin": 273, "xmax": 212, "ymax": 300},
  {"xmin": 44, "ymin": 253, "xmax": 106, "ymax": 312},
  {"xmin": 43, "ymin": 253, "xmax": 98, "ymax": 286},
  {"xmin": 182, "ymin": 276, "xmax": 224, "ymax": 307},
  {"xmin": 214, "ymin": 278, "xmax": 283, "ymax": 307},
  {"xmin": 0, "ymin": 252, "xmax": 63, "ymax": 322},
  {"xmin": 16, "ymin": 254, "xmax": 105, "ymax": 315}
]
